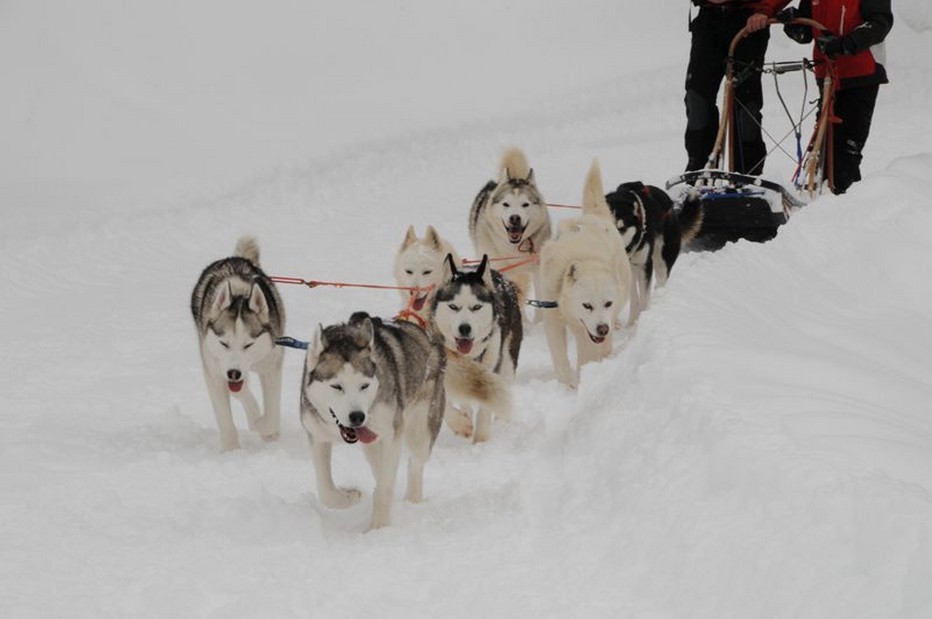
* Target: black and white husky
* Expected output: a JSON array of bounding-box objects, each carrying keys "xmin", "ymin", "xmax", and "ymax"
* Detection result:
[
  {"xmin": 469, "ymin": 147, "xmax": 552, "ymax": 318},
  {"xmin": 604, "ymin": 181, "xmax": 703, "ymax": 324},
  {"xmin": 431, "ymin": 254, "xmax": 522, "ymax": 443},
  {"xmin": 300, "ymin": 312, "xmax": 446, "ymax": 530},
  {"xmin": 190, "ymin": 237, "xmax": 284, "ymax": 451}
]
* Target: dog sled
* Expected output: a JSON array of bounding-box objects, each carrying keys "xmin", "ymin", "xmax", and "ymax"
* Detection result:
[{"xmin": 666, "ymin": 18, "xmax": 835, "ymax": 249}]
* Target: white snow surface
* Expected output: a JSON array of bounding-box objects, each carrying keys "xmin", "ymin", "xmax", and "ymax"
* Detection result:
[{"xmin": 3, "ymin": 1, "xmax": 932, "ymax": 617}]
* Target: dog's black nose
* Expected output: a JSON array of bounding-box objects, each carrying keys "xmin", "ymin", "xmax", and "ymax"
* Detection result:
[
  {"xmin": 458, "ymin": 324, "xmax": 471, "ymax": 337},
  {"xmin": 348, "ymin": 411, "xmax": 365, "ymax": 427},
  {"xmin": 508, "ymin": 214, "xmax": 522, "ymax": 226},
  {"xmin": 227, "ymin": 369, "xmax": 242, "ymax": 381},
  {"xmin": 596, "ymin": 324, "xmax": 610, "ymax": 337}
]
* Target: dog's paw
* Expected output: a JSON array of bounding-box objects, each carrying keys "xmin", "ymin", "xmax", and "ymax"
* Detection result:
[
  {"xmin": 444, "ymin": 407, "xmax": 474, "ymax": 438},
  {"xmin": 219, "ymin": 433, "xmax": 241, "ymax": 452},
  {"xmin": 558, "ymin": 377, "xmax": 578, "ymax": 390},
  {"xmin": 253, "ymin": 415, "xmax": 280, "ymax": 442},
  {"xmin": 319, "ymin": 487, "xmax": 362, "ymax": 509}
]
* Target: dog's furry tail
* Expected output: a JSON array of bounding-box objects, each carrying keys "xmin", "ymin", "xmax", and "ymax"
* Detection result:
[
  {"xmin": 677, "ymin": 191, "xmax": 705, "ymax": 245},
  {"xmin": 582, "ymin": 159, "xmax": 613, "ymax": 221},
  {"xmin": 234, "ymin": 236, "xmax": 261, "ymax": 266},
  {"xmin": 444, "ymin": 351, "xmax": 512, "ymax": 419},
  {"xmin": 499, "ymin": 147, "xmax": 531, "ymax": 181}
]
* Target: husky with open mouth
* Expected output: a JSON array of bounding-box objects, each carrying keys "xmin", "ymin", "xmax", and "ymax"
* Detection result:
[
  {"xmin": 299, "ymin": 312, "xmax": 445, "ymax": 530},
  {"xmin": 540, "ymin": 160, "xmax": 632, "ymax": 388},
  {"xmin": 468, "ymin": 147, "xmax": 552, "ymax": 319},
  {"xmin": 431, "ymin": 254, "xmax": 522, "ymax": 443},
  {"xmin": 190, "ymin": 236, "xmax": 284, "ymax": 451},
  {"xmin": 393, "ymin": 224, "xmax": 462, "ymax": 326}
]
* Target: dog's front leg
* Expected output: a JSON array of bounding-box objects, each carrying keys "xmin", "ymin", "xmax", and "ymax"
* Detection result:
[
  {"xmin": 308, "ymin": 435, "xmax": 361, "ymax": 509},
  {"xmin": 232, "ymin": 382, "xmax": 262, "ymax": 433},
  {"xmin": 255, "ymin": 353, "xmax": 283, "ymax": 441},
  {"xmin": 530, "ymin": 267, "xmax": 545, "ymax": 325},
  {"xmin": 203, "ymin": 364, "xmax": 240, "ymax": 451},
  {"xmin": 544, "ymin": 313, "xmax": 575, "ymax": 388},
  {"xmin": 364, "ymin": 434, "xmax": 403, "ymax": 530},
  {"xmin": 444, "ymin": 402, "xmax": 474, "ymax": 438},
  {"xmin": 473, "ymin": 407, "xmax": 493, "ymax": 443},
  {"xmin": 627, "ymin": 266, "xmax": 643, "ymax": 327},
  {"xmin": 403, "ymin": 401, "xmax": 434, "ymax": 503}
]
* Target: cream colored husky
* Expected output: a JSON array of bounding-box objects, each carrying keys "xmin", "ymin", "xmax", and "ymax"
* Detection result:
[
  {"xmin": 539, "ymin": 160, "xmax": 632, "ymax": 388},
  {"xmin": 393, "ymin": 225, "xmax": 461, "ymax": 326}
]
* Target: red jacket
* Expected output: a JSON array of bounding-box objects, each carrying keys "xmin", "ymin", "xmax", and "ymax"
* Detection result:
[{"xmin": 797, "ymin": 0, "xmax": 893, "ymax": 88}]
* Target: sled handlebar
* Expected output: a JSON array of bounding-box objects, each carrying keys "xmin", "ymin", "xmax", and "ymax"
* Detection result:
[
  {"xmin": 709, "ymin": 18, "xmax": 831, "ymax": 178},
  {"xmin": 729, "ymin": 18, "xmax": 828, "ymax": 57}
]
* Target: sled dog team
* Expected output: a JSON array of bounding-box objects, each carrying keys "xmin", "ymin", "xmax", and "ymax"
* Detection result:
[{"xmin": 191, "ymin": 148, "xmax": 703, "ymax": 529}]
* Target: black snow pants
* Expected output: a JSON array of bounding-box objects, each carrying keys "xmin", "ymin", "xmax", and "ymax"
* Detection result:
[
  {"xmin": 830, "ymin": 83, "xmax": 880, "ymax": 194},
  {"xmin": 684, "ymin": 7, "xmax": 770, "ymax": 175}
]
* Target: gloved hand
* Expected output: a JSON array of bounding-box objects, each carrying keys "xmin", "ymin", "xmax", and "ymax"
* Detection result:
[
  {"xmin": 780, "ymin": 8, "xmax": 811, "ymax": 44},
  {"xmin": 816, "ymin": 32, "xmax": 845, "ymax": 57},
  {"xmin": 776, "ymin": 7, "xmax": 798, "ymax": 23}
]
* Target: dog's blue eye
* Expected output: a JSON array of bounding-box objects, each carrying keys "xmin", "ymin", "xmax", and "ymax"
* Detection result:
[
  {"xmin": 470, "ymin": 304, "xmax": 483, "ymax": 312},
  {"xmin": 331, "ymin": 384, "xmax": 343, "ymax": 392},
  {"xmin": 582, "ymin": 303, "xmax": 593, "ymax": 311}
]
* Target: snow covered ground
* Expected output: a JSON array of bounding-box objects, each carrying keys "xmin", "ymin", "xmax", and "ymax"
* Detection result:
[{"xmin": 3, "ymin": 1, "xmax": 932, "ymax": 617}]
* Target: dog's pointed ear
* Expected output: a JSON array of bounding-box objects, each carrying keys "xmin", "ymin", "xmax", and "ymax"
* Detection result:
[
  {"xmin": 354, "ymin": 316, "xmax": 375, "ymax": 349},
  {"xmin": 424, "ymin": 225, "xmax": 441, "ymax": 250},
  {"xmin": 499, "ymin": 165, "xmax": 512, "ymax": 184},
  {"xmin": 481, "ymin": 256, "xmax": 494, "ymax": 287},
  {"xmin": 442, "ymin": 253, "xmax": 458, "ymax": 283},
  {"xmin": 247, "ymin": 283, "xmax": 270, "ymax": 320},
  {"xmin": 526, "ymin": 167, "xmax": 535, "ymax": 183},
  {"xmin": 210, "ymin": 281, "xmax": 234, "ymax": 316},
  {"xmin": 401, "ymin": 225, "xmax": 417, "ymax": 250},
  {"xmin": 475, "ymin": 254, "xmax": 489, "ymax": 280},
  {"xmin": 308, "ymin": 324, "xmax": 325, "ymax": 368}
]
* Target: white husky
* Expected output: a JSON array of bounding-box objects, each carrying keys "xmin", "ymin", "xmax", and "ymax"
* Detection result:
[
  {"xmin": 539, "ymin": 160, "xmax": 632, "ymax": 388},
  {"xmin": 190, "ymin": 237, "xmax": 284, "ymax": 451},
  {"xmin": 469, "ymin": 147, "xmax": 552, "ymax": 317},
  {"xmin": 393, "ymin": 225, "xmax": 461, "ymax": 326}
]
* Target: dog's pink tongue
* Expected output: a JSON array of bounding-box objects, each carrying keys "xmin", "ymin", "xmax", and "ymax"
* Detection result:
[
  {"xmin": 228, "ymin": 381, "xmax": 244, "ymax": 393},
  {"xmin": 355, "ymin": 426, "xmax": 378, "ymax": 444},
  {"xmin": 456, "ymin": 338, "xmax": 473, "ymax": 354},
  {"xmin": 412, "ymin": 295, "xmax": 427, "ymax": 311}
]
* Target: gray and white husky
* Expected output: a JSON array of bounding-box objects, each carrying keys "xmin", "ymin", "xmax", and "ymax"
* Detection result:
[
  {"xmin": 431, "ymin": 254, "xmax": 522, "ymax": 443},
  {"xmin": 300, "ymin": 312, "xmax": 446, "ymax": 530},
  {"xmin": 469, "ymin": 147, "xmax": 552, "ymax": 318},
  {"xmin": 190, "ymin": 237, "xmax": 284, "ymax": 451}
]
